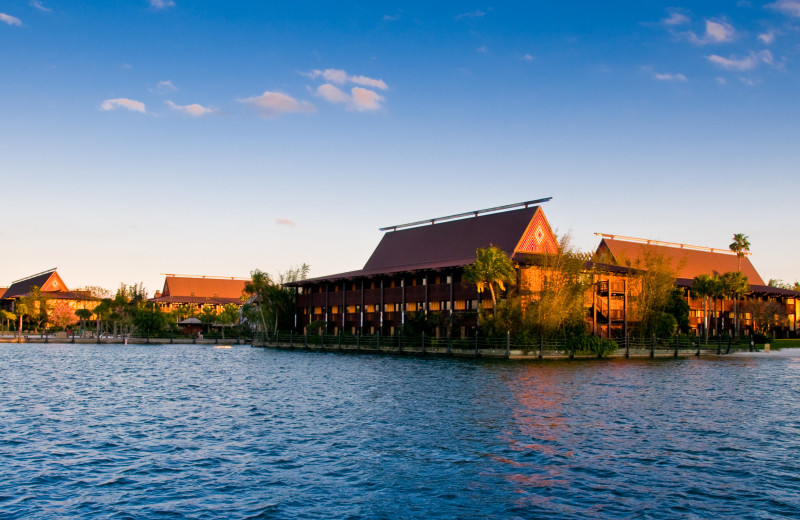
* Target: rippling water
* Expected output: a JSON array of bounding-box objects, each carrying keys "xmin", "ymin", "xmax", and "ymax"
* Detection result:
[{"xmin": 1, "ymin": 344, "xmax": 799, "ymax": 519}]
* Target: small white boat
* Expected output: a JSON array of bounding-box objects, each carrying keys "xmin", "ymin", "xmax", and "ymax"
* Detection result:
[{"xmin": 214, "ymin": 345, "xmax": 232, "ymax": 349}]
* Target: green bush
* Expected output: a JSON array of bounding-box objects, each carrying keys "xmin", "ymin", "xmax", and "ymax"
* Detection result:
[
  {"xmin": 753, "ymin": 331, "xmax": 774, "ymax": 344},
  {"xmin": 566, "ymin": 335, "xmax": 618, "ymax": 357}
]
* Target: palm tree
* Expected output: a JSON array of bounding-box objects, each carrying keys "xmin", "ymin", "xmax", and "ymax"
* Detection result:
[
  {"xmin": 75, "ymin": 309, "xmax": 93, "ymax": 337},
  {"xmin": 729, "ymin": 233, "xmax": 751, "ymax": 273},
  {"xmin": 14, "ymin": 302, "xmax": 30, "ymax": 343},
  {"xmin": 244, "ymin": 270, "xmax": 274, "ymax": 338},
  {"xmin": 692, "ymin": 274, "xmax": 716, "ymax": 344},
  {"xmin": 463, "ymin": 246, "xmax": 517, "ymax": 313},
  {"xmin": 721, "ymin": 271, "xmax": 750, "ymax": 340}
]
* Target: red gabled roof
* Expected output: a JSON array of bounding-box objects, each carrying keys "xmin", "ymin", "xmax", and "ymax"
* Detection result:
[
  {"xmin": 597, "ymin": 238, "xmax": 766, "ymax": 285},
  {"xmin": 160, "ymin": 276, "xmax": 248, "ymax": 300},
  {"xmin": 0, "ymin": 287, "xmax": 6, "ymax": 299},
  {"xmin": 2, "ymin": 269, "xmax": 70, "ymax": 299}
]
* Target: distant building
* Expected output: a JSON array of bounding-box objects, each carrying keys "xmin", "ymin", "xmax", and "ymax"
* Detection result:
[
  {"xmin": 149, "ymin": 275, "xmax": 250, "ymax": 314},
  {"xmin": 0, "ymin": 268, "xmax": 99, "ymax": 314}
]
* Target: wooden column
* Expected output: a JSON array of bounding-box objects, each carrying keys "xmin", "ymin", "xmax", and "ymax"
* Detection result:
[
  {"xmin": 607, "ymin": 280, "xmax": 612, "ymax": 339},
  {"xmin": 401, "ymin": 277, "xmax": 406, "ymax": 325},
  {"xmin": 324, "ymin": 284, "xmax": 329, "ymax": 332},
  {"xmin": 592, "ymin": 275, "xmax": 597, "ymax": 336},
  {"xmin": 424, "ymin": 274, "xmax": 429, "ymax": 315},
  {"xmin": 360, "ymin": 280, "xmax": 365, "ymax": 333},
  {"xmin": 623, "ymin": 277, "xmax": 628, "ymax": 341},
  {"xmin": 342, "ymin": 281, "xmax": 346, "ymax": 330},
  {"xmin": 380, "ymin": 278, "xmax": 384, "ymax": 333}
]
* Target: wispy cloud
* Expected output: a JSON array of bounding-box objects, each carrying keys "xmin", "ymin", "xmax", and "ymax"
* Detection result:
[
  {"xmin": 383, "ymin": 13, "xmax": 400, "ymax": 21},
  {"xmin": 275, "ymin": 218, "xmax": 295, "ymax": 227},
  {"xmin": 687, "ymin": 20, "xmax": 736, "ymax": 44},
  {"xmin": 316, "ymin": 84, "xmax": 351, "ymax": 104},
  {"xmin": 306, "ymin": 69, "xmax": 388, "ymax": 90},
  {"xmin": 476, "ymin": 45, "xmax": 489, "ymax": 54},
  {"xmin": 706, "ymin": 50, "xmax": 773, "ymax": 70},
  {"xmin": 654, "ymin": 72, "xmax": 688, "ymax": 81},
  {"xmin": 151, "ymin": 80, "xmax": 178, "ymax": 95},
  {"xmin": 456, "ymin": 9, "xmax": 485, "ymax": 20},
  {"xmin": 315, "ymin": 84, "xmax": 384, "ymax": 111},
  {"xmin": 239, "ymin": 91, "xmax": 315, "ymax": 117},
  {"xmin": 166, "ymin": 100, "xmax": 214, "ymax": 116},
  {"xmin": 759, "ymin": 31, "xmax": 777, "ymax": 44},
  {"xmin": 149, "ymin": 0, "xmax": 175, "ymax": 9},
  {"xmin": 29, "ymin": 1, "xmax": 51, "ymax": 12},
  {"xmin": 100, "ymin": 98, "xmax": 146, "ymax": 113},
  {"xmin": 662, "ymin": 9, "xmax": 690, "ymax": 26},
  {"xmin": 740, "ymin": 77, "xmax": 760, "ymax": 86},
  {"xmin": 521, "ymin": 53, "xmax": 535, "ymax": 61},
  {"xmin": 767, "ymin": 0, "xmax": 800, "ymax": 17},
  {"xmin": 351, "ymin": 87, "xmax": 383, "ymax": 111},
  {"xmin": 0, "ymin": 13, "xmax": 22, "ymax": 26}
]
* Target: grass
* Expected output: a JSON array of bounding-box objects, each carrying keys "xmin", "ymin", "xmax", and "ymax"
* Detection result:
[{"xmin": 769, "ymin": 339, "xmax": 800, "ymax": 350}]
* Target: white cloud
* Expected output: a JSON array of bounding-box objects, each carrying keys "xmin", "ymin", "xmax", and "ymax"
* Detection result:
[
  {"xmin": 654, "ymin": 73, "xmax": 688, "ymax": 81},
  {"xmin": 275, "ymin": 218, "xmax": 295, "ymax": 227},
  {"xmin": 149, "ymin": 0, "xmax": 175, "ymax": 9},
  {"xmin": 316, "ymin": 84, "xmax": 384, "ymax": 111},
  {"xmin": 316, "ymin": 84, "xmax": 351, "ymax": 104},
  {"xmin": 716, "ymin": 77, "xmax": 728, "ymax": 85},
  {"xmin": 383, "ymin": 13, "xmax": 400, "ymax": 21},
  {"xmin": 705, "ymin": 50, "xmax": 773, "ymax": 70},
  {"xmin": 306, "ymin": 68, "xmax": 387, "ymax": 90},
  {"xmin": 705, "ymin": 20, "xmax": 736, "ymax": 42},
  {"xmin": 456, "ymin": 9, "xmax": 485, "ymax": 20},
  {"xmin": 663, "ymin": 10, "xmax": 690, "ymax": 26},
  {"xmin": 308, "ymin": 68, "xmax": 348, "ymax": 84},
  {"xmin": 0, "ymin": 13, "xmax": 22, "ymax": 26},
  {"xmin": 767, "ymin": 0, "xmax": 800, "ymax": 17},
  {"xmin": 29, "ymin": 1, "xmax": 51, "ymax": 12},
  {"xmin": 740, "ymin": 77, "xmax": 760, "ymax": 86},
  {"xmin": 239, "ymin": 91, "xmax": 315, "ymax": 117},
  {"xmin": 151, "ymin": 80, "xmax": 178, "ymax": 95},
  {"xmin": 759, "ymin": 31, "xmax": 776, "ymax": 44},
  {"xmin": 477, "ymin": 45, "xmax": 489, "ymax": 54},
  {"xmin": 349, "ymin": 75, "xmax": 388, "ymax": 90},
  {"xmin": 100, "ymin": 98, "xmax": 146, "ymax": 113},
  {"xmin": 350, "ymin": 87, "xmax": 383, "ymax": 111},
  {"xmin": 166, "ymin": 100, "xmax": 214, "ymax": 116},
  {"xmin": 521, "ymin": 53, "xmax": 535, "ymax": 61}
]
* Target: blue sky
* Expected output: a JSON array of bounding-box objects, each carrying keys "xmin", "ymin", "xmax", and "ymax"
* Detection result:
[{"xmin": 2, "ymin": 1, "xmax": 799, "ymax": 293}]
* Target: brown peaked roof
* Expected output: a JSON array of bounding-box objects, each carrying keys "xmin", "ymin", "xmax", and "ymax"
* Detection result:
[
  {"xmin": 0, "ymin": 287, "xmax": 6, "ymax": 299},
  {"xmin": 597, "ymin": 238, "xmax": 766, "ymax": 285},
  {"xmin": 364, "ymin": 206, "xmax": 540, "ymax": 271},
  {"xmin": 2, "ymin": 269, "xmax": 70, "ymax": 299},
  {"xmin": 294, "ymin": 206, "xmax": 554, "ymax": 284},
  {"xmin": 160, "ymin": 276, "xmax": 248, "ymax": 300}
]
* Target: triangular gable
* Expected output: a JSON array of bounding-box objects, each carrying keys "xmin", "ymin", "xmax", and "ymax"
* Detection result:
[
  {"xmin": 514, "ymin": 207, "xmax": 558, "ymax": 254},
  {"xmin": 41, "ymin": 271, "xmax": 69, "ymax": 293}
]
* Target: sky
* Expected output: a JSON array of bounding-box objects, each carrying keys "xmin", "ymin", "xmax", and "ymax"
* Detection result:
[{"xmin": 2, "ymin": 1, "xmax": 799, "ymax": 294}]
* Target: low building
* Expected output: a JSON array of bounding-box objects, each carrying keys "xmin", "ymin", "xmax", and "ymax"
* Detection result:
[
  {"xmin": 149, "ymin": 274, "xmax": 250, "ymax": 314},
  {"xmin": 0, "ymin": 268, "xmax": 99, "ymax": 316}
]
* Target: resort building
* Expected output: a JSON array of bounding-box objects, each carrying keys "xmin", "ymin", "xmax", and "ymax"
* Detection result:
[
  {"xmin": 0, "ymin": 268, "xmax": 100, "ymax": 314},
  {"xmin": 290, "ymin": 200, "xmax": 800, "ymax": 339},
  {"xmin": 148, "ymin": 274, "xmax": 250, "ymax": 314}
]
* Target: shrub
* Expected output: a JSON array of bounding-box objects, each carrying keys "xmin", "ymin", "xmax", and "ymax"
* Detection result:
[{"xmin": 566, "ymin": 334, "xmax": 618, "ymax": 357}]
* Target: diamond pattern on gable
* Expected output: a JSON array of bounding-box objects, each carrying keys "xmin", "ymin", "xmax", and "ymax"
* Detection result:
[{"xmin": 515, "ymin": 209, "xmax": 558, "ymax": 254}]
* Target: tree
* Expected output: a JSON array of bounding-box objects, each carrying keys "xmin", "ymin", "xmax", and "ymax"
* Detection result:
[
  {"xmin": 721, "ymin": 271, "xmax": 749, "ymax": 339},
  {"xmin": 244, "ymin": 265, "xmax": 310, "ymax": 337},
  {"xmin": 49, "ymin": 301, "xmax": 77, "ymax": 330},
  {"xmin": 218, "ymin": 303, "xmax": 240, "ymax": 340},
  {"xmin": 628, "ymin": 248, "xmax": 679, "ymax": 338},
  {"xmin": 522, "ymin": 235, "xmax": 590, "ymax": 337},
  {"xmin": 75, "ymin": 309, "xmax": 93, "ymax": 336},
  {"xmin": 665, "ymin": 287, "xmax": 690, "ymax": 334},
  {"xmin": 0, "ymin": 310, "xmax": 15, "ymax": 332},
  {"xmin": 14, "ymin": 301, "xmax": 30, "ymax": 342},
  {"xmin": 743, "ymin": 299, "xmax": 786, "ymax": 335},
  {"xmin": 133, "ymin": 303, "xmax": 166, "ymax": 342},
  {"xmin": 729, "ymin": 233, "xmax": 751, "ymax": 273},
  {"xmin": 93, "ymin": 299, "xmax": 113, "ymax": 338},
  {"xmin": 463, "ymin": 246, "xmax": 516, "ymax": 314},
  {"xmin": 199, "ymin": 305, "xmax": 218, "ymax": 335},
  {"xmin": 692, "ymin": 274, "xmax": 717, "ymax": 343}
]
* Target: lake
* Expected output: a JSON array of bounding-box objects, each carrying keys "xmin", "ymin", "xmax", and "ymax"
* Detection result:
[{"xmin": 1, "ymin": 344, "xmax": 798, "ymax": 519}]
